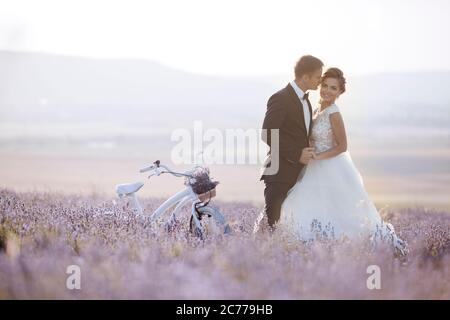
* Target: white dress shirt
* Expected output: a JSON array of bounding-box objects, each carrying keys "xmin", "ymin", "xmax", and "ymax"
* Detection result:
[{"xmin": 290, "ymin": 80, "xmax": 310, "ymax": 134}]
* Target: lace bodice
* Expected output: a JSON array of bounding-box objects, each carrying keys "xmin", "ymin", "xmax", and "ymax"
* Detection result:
[{"xmin": 310, "ymin": 104, "xmax": 340, "ymax": 153}]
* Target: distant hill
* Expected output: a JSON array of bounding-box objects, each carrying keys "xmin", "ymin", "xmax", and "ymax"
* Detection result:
[
  {"xmin": 0, "ymin": 50, "xmax": 449, "ymax": 143},
  {"xmin": 0, "ymin": 50, "xmax": 274, "ymax": 131}
]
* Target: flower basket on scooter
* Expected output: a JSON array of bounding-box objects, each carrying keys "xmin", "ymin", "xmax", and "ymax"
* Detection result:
[
  {"xmin": 197, "ymin": 188, "xmax": 217, "ymax": 202},
  {"xmin": 184, "ymin": 167, "xmax": 219, "ymax": 202}
]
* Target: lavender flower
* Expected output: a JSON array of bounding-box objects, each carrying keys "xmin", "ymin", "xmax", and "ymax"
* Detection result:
[{"xmin": 0, "ymin": 188, "xmax": 449, "ymax": 299}]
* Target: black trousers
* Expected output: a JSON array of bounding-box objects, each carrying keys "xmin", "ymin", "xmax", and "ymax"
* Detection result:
[{"xmin": 263, "ymin": 181, "xmax": 295, "ymax": 228}]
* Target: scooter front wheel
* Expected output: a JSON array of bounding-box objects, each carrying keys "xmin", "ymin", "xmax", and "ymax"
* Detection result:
[{"xmin": 189, "ymin": 205, "xmax": 232, "ymax": 240}]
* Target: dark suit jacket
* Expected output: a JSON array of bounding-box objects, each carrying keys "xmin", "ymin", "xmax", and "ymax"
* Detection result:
[{"xmin": 260, "ymin": 83, "xmax": 313, "ymax": 184}]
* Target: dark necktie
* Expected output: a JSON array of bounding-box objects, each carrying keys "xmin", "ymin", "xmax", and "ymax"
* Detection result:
[{"xmin": 302, "ymin": 92, "xmax": 309, "ymax": 101}]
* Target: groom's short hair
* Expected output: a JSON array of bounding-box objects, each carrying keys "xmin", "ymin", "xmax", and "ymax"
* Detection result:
[{"xmin": 294, "ymin": 55, "xmax": 324, "ymax": 78}]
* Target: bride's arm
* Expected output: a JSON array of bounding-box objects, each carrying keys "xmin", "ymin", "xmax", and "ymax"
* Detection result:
[{"xmin": 313, "ymin": 113, "xmax": 347, "ymax": 160}]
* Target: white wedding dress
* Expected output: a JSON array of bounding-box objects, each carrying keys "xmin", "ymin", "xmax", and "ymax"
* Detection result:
[{"xmin": 280, "ymin": 104, "xmax": 406, "ymax": 254}]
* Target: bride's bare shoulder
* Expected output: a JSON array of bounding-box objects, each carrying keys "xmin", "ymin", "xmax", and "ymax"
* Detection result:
[{"xmin": 328, "ymin": 104, "xmax": 340, "ymax": 114}]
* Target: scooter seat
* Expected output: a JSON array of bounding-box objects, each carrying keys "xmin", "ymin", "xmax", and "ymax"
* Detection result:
[{"xmin": 116, "ymin": 182, "xmax": 144, "ymax": 197}]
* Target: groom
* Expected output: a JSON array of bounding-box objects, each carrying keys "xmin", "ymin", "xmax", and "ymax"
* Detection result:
[{"xmin": 258, "ymin": 55, "xmax": 324, "ymax": 231}]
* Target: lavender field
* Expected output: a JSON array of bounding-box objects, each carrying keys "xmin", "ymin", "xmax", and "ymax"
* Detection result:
[{"xmin": 0, "ymin": 188, "xmax": 449, "ymax": 299}]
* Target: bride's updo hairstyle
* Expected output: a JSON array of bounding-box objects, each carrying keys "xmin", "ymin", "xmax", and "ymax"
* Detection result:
[{"xmin": 321, "ymin": 67, "xmax": 346, "ymax": 94}]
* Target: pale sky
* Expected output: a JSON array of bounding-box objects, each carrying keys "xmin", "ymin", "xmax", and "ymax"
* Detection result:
[{"xmin": 1, "ymin": 0, "xmax": 449, "ymax": 76}]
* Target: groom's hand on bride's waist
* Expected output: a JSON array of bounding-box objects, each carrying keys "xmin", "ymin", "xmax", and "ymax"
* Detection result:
[{"xmin": 299, "ymin": 147, "xmax": 315, "ymax": 165}]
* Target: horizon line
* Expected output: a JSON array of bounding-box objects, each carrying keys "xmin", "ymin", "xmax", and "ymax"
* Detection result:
[{"xmin": 1, "ymin": 48, "xmax": 450, "ymax": 79}]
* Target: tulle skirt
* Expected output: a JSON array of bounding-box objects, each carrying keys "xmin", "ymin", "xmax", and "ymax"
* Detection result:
[{"xmin": 280, "ymin": 151, "xmax": 392, "ymax": 242}]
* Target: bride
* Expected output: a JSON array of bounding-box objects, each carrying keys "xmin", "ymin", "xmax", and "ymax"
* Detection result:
[{"xmin": 279, "ymin": 67, "xmax": 407, "ymax": 255}]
